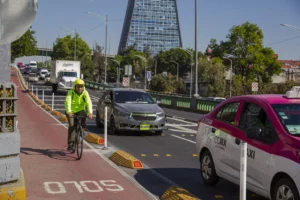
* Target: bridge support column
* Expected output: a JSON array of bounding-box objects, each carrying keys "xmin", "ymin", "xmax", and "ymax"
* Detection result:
[
  {"xmin": 0, "ymin": 44, "xmax": 11, "ymax": 81},
  {"xmin": 0, "ymin": 44, "xmax": 26, "ymax": 199}
]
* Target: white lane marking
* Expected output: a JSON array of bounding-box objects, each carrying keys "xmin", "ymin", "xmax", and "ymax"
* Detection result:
[
  {"xmin": 168, "ymin": 129, "xmax": 194, "ymax": 133},
  {"xmin": 16, "ymin": 71, "xmax": 159, "ymax": 200},
  {"xmin": 166, "ymin": 124, "xmax": 197, "ymax": 127},
  {"xmin": 166, "ymin": 117, "xmax": 197, "ymax": 125},
  {"xmin": 167, "ymin": 123, "xmax": 197, "ymax": 134},
  {"xmin": 44, "ymin": 180, "xmax": 124, "ymax": 194},
  {"xmin": 170, "ymin": 134, "xmax": 196, "ymax": 144}
]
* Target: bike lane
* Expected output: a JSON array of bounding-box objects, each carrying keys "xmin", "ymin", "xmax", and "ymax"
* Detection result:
[{"xmin": 11, "ymin": 71, "xmax": 154, "ymax": 200}]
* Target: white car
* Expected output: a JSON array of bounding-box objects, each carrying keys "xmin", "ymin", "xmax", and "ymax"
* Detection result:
[{"xmin": 28, "ymin": 73, "xmax": 39, "ymax": 82}]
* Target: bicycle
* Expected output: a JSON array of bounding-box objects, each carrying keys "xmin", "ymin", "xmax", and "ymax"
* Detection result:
[{"xmin": 69, "ymin": 115, "xmax": 85, "ymax": 160}]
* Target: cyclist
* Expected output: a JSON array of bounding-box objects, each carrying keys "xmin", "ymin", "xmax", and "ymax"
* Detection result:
[{"xmin": 64, "ymin": 78, "xmax": 93, "ymax": 151}]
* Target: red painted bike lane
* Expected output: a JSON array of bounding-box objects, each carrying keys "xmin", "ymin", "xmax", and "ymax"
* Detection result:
[{"xmin": 11, "ymin": 71, "xmax": 153, "ymax": 200}]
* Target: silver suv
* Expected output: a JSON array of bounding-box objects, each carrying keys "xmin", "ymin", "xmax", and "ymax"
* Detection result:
[{"xmin": 96, "ymin": 88, "xmax": 167, "ymax": 135}]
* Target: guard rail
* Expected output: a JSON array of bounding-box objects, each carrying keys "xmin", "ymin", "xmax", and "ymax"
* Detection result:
[{"xmin": 83, "ymin": 80, "xmax": 222, "ymax": 113}]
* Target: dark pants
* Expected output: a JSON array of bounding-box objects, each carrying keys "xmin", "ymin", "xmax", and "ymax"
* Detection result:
[{"xmin": 66, "ymin": 110, "xmax": 87, "ymax": 145}]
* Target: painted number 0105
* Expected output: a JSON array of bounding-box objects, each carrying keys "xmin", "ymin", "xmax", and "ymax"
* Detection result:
[{"xmin": 44, "ymin": 180, "xmax": 124, "ymax": 194}]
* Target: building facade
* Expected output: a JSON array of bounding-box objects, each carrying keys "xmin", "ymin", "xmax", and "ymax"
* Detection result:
[{"xmin": 118, "ymin": 0, "xmax": 182, "ymax": 55}]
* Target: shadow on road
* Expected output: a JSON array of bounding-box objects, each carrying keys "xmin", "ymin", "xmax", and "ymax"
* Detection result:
[
  {"xmin": 133, "ymin": 168, "xmax": 267, "ymax": 200},
  {"xmin": 21, "ymin": 147, "xmax": 78, "ymax": 161}
]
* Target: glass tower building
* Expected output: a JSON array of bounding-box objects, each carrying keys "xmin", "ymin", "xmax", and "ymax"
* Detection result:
[{"xmin": 118, "ymin": 0, "xmax": 182, "ymax": 55}]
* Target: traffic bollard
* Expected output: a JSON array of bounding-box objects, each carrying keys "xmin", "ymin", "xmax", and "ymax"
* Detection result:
[
  {"xmin": 42, "ymin": 90, "xmax": 44, "ymax": 103},
  {"xmin": 52, "ymin": 93, "xmax": 54, "ymax": 110},
  {"xmin": 103, "ymin": 106, "xmax": 108, "ymax": 149},
  {"xmin": 240, "ymin": 141, "xmax": 247, "ymax": 200}
]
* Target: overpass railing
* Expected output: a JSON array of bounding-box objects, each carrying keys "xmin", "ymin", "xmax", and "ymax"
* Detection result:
[{"xmin": 83, "ymin": 80, "xmax": 222, "ymax": 113}]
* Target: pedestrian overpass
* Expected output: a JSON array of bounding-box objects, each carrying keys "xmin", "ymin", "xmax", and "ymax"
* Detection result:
[{"xmin": 37, "ymin": 48, "xmax": 116, "ymax": 58}]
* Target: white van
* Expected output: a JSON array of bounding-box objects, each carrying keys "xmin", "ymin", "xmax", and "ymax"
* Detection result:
[{"xmin": 29, "ymin": 61, "xmax": 37, "ymax": 70}]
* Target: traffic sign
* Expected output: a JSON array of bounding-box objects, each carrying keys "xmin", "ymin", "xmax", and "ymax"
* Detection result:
[
  {"xmin": 252, "ymin": 82, "xmax": 258, "ymax": 92},
  {"xmin": 163, "ymin": 72, "xmax": 167, "ymax": 78},
  {"xmin": 146, "ymin": 71, "xmax": 151, "ymax": 81},
  {"xmin": 122, "ymin": 77, "xmax": 130, "ymax": 87},
  {"xmin": 125, "ymin": 65, "xmax": 132, "ymax": 75}
]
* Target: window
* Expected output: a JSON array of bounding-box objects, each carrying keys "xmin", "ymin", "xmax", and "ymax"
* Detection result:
[
  {"xmin": 215, "ymin": 102, "xmax": 240, "ymax": 124},
  {"xmin": 239, "ymin": 102, "xmax": 278, "ymax": 144},
  {"xmin": 271, "ymin": 104, "xmax": 300, "ymax": 136}
]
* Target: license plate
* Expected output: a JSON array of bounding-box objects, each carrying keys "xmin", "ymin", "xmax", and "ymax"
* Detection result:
[{"xmin": 140, "ymin": 124, "xmax": 150, "ymax": 131}]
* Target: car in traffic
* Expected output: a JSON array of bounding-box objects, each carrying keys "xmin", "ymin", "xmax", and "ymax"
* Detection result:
[
  {"xmin": 196, "ymin": 87, "xmax": 300, "ymax": 200},
  {"xmin": 28, "ymin": 73, "xmax": 39, "ymax": 82},
  {"xmin": 38, "ymin": 69, "xmax": 49, "ymax": 80},
  {"xmin": 95, "ymin": 88, "xmax": 167, "ymax": 135}
]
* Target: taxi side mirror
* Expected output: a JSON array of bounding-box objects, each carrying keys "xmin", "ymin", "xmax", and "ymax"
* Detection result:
[{"xmin": 245, "ymin": 127, "xmax": 262, "ymax": 140}]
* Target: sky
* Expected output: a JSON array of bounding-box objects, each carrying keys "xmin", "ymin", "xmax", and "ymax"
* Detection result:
[{"xmin": 29, "ymin": 0, "xmax": 300, "ymax": 61}]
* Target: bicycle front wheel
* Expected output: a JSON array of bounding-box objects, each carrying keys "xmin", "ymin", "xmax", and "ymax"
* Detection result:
[{"xmin": 76, "ymin": 128, "xmax": 84, "ymax": 160}]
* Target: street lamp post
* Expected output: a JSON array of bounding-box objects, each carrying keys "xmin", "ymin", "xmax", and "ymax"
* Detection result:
[
  {"xmin": 223, "ymin": 57, "xmax": 233, "ymax": 97},
  {"xmin": 112, "ymin": 60, "xmax": 120, "ymax": 84},
  {"xmin": 194, "ymin": 0, "xmax": 199, "ymax": 97},
  {"xmin": 61, "ymin": 26, "xmax": 77, "ymax": 61},
  {"xmin": 178, "ymin": 47, "xmax": 193, "ymax": 97},
  {"xmin": 171, "ymin": 61, "xmax": 179, "ymax": 81},
  {"xmin": 135, "ymin": 55, "xmax": 147, "ymax": 90},
  {"xmin": 280, "ymin": 24, "xmax": 300, "ymax": 32},
  {"xmin": 86, "ymin": 11, "xmax": 108, "ymax": 84}
]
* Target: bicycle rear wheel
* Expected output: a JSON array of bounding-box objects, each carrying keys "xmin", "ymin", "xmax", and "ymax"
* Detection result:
[{"xmin": 76, "ymin": 128, "xmax": 84, "ymax": 160}]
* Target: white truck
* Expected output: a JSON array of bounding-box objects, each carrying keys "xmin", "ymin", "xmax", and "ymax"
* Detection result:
[{"xmin": 50, "ymin": 60, "xmax": 81, "ymax": 93}]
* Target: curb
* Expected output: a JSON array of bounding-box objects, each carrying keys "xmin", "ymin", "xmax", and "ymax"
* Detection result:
[
  {"xmin": 160, "ymin": 186, "xmax": 200, "ymax": 200},
  {"xmin": 109, "ymin": 150, "xmax": 143, "ymax": 169},
  {"xmin": 166, "ymin": 115, "xmax": 198, "ymax": 123},
  {"xmin": 0, "ymin": 168, "xmax": 26, "ymax": 200}
]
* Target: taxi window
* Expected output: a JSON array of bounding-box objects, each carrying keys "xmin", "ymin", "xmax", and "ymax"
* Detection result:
[
  {"xmin": 215, "ymin": 102, "xmax": 240, "ymax": 124},
  {"xmin": 239, "ymin": 102, "xmax": 278, "ymax": 144}
]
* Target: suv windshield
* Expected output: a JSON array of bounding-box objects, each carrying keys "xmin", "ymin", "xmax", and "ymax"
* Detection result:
[
  {"xmin": 272, "ymin": 104, "xmax": 300, "ymax": 136},
  {"xmin": 61, "ymin": 72, "xmax": 77, "ymax": 77},
  {"xmin": 115, "ymin": 91, "xmax": 155, "ymax": 104}
]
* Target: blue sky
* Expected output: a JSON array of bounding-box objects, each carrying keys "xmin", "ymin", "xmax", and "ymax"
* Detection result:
[{"xmin": 31, "ymin": 0, "xmax": 300, "ymax": 60}]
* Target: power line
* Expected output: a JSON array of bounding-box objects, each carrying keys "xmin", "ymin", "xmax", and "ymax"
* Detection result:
[
  {"xmin": 81, "ymin": 24, "xmax": 104, "ymax": 35},
  {"xmin": 265, "ymin": 35, "xmax": 300, "ymax": 46}
]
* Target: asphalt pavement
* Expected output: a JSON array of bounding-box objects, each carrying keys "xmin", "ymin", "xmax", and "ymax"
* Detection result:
[{"xmin": 23, "ymin": 76, "xmax": 267, "ymax": 200}]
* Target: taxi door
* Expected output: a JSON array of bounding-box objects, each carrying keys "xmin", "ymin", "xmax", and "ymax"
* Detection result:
[
  {"xmin": 231, "ymin": 102, "xmax": 278, "ymax": 193},
  {"xmin": 211, "ymin": 101, "xmax": 241, "ymax": 177}
]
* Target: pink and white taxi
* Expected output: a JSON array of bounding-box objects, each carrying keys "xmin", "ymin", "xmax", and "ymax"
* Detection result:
[{"xmin": 196, "ymin": 87, "xmax": 300, "ymax": 200}]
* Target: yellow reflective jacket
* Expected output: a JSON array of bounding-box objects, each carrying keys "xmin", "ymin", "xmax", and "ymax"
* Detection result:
[{"xmin": 64, "ymin": 88, "xmax": 93, "ymax": 115}]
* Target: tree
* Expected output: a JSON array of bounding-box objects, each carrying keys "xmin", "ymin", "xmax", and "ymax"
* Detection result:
[
  {"xmin": 209, "ymin": 22, "xmax": 281, "ymax": 94},
  {"xmin": 11, "ymin": 27, "xmax": 38, "ymax": 62},
  {"xmin": 52, "ymin": 34, "xmax": 94, "ymax": 79},
  {"xmin": 92, "ymin": 42, "xmax": 105, "ymax": 82},
  {"xmin": 155, "ymin": 48, "xmax": 192, "ymax": 78},
  {"xmin": 198, "ymin": 57, "xmax": 226, "ymax": 97}
]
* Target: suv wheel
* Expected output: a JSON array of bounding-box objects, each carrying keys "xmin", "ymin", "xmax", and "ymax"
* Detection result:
[
  {"xmin": 272, "ymin": 178, "xmax": 299, "ymax": 200},
  {"xmin": 109, "ymin": 117, "xmax": 119, "ymax": 135},
  {"xmin": 95, "ymin": 110, "xmax": 102, "ymax": 128},
  {"xmin": 200, "ymin": 150, "xmax": 219, "ymax": 185}
]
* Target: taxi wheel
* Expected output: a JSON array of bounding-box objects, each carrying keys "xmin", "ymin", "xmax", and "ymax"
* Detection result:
[
  {"xmin": 272, "ymin": 178, "xmax": 299, "ymax": 200},
  {"xmin": 200, "ymin": 150, "xmax": 219, "ymax": 185}
]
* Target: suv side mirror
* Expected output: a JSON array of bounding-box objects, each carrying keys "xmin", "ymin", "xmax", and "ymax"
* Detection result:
[{"xmin": 245, "ymin": 127, "xmax": 262, "ymax": 140}]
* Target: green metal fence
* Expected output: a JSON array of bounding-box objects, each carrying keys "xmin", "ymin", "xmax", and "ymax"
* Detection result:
[{"xmin": 84, "ymin": 80, "xmax": 222, "ymax": 113}]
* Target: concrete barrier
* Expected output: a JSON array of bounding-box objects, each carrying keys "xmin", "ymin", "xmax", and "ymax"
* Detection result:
[
  {"xmin": 109, "ymin": 150, "xmax": 143, "ymax": 169},
  {"xmin": 160, "ymin": 186, "xmax": 200, "ymax": 200}
]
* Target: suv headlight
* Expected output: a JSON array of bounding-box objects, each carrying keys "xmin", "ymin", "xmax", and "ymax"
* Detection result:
[
  {"xmin": 117, "ymin": 110, "xmax": 131, "ymax": 118},
  {"xmin": 156, "ymin": 112, "xmax": 165, "ymax": 118}
]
